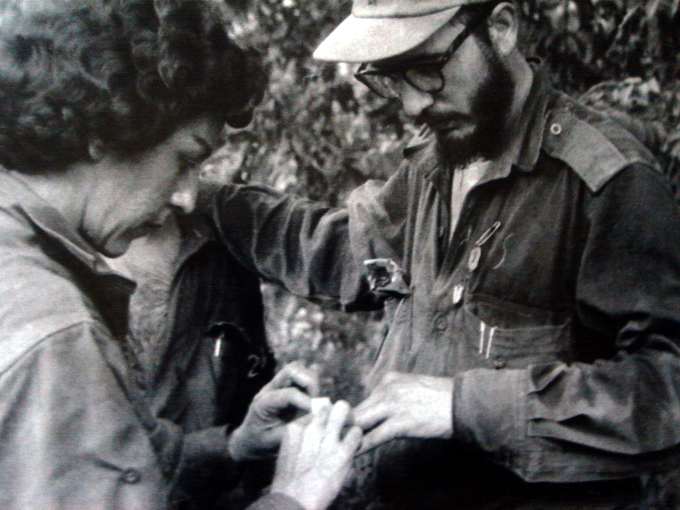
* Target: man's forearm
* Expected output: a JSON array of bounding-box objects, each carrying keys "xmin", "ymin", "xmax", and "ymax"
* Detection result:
[
  {"xmin": 453, "ymin": 355, "xmax": 680, "ymax": 483},
  {"xmin": 207, "ymin": 184, "xmax": 365, "ymax": 309}
]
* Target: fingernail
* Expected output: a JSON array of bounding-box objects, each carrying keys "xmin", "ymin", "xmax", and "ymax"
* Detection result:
[{"xmin": 311, "ymin": 397, "xmax": 331, "ymax": 414}]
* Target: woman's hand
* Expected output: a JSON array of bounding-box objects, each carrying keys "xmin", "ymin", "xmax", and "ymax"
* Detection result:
[{"xmin": 271, "ymin": 400, "xmax": 362, "ymax": 510}]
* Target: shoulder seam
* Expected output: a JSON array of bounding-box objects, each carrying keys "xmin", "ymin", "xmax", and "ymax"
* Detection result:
[{"xmin": 543, "ymin": 104, "xmax": 658, "ymax": 193}]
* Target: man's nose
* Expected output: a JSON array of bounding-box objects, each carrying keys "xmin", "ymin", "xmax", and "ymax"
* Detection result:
[
  {"xmin": 400, "ymin": 86, "xmax": 434, "ymax": 118},
  {"xmin": 170, "ymin": 171, "xmax": 199, "ymax": 215}
]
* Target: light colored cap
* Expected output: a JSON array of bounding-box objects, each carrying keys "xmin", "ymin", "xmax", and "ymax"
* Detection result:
[{"xmin": 313, "ymin": 0, "xmax": 490, "ymax": 63}]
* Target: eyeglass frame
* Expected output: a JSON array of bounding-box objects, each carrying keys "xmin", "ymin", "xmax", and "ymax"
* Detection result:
[{"xmin": 354, "ymin": 7, "xmax": 494, "ymax": 99}]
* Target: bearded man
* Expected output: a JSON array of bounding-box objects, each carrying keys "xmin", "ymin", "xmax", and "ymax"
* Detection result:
[{"xmin": 207, "ymin": 1, "xmax": 680, "ymax": 508}]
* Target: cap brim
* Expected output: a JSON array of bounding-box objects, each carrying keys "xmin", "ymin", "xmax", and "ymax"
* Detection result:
[{"xmin": 313, "ymin": 6, "xmax": 460, "ymax": 63}]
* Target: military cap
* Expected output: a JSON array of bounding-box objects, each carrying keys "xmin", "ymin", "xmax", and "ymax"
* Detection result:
[{"xmin": 314, "ymin": 0, "xmax": 494, "ymax": 62}]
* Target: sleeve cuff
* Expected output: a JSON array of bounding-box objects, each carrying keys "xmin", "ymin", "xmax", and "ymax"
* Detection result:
[
  {"xmin": 172, "ymin": 425, "xmax": 244, "ymax": 498},
  {"xmin": 453, "ymin": 368, "xmax": 527, "ymax": 453},
  {"xmin": 180, "ymin": 425, "xmax": 234, "ymax": 470}
]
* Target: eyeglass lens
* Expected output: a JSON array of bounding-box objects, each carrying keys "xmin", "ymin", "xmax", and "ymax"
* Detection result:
[
  {"xmin": 363, "ymin": 74, "xmax": 401, "ymax": 99},
  {"xmin": 360, "ymin": 66, "xmax": 445, "ymax": 99},
  {"xmin": 404, "ymin": 68, "xmax": 444, "ymax": 93}
]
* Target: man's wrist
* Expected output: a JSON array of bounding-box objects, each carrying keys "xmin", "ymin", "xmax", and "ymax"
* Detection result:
[
  {"xmin": 438, "ymin": 375, "xmax": 454, "ymax": 439},
  {"xmin": 227, "ymin": 425, "xmax": 274, "ymax": 462},
  {"xmin": 451, "ymin": 375, "xmax": 458, "ymax": 440},
  {"xmin": 419, "ymin": 373, "xmax": 454, "ymax": 439}
]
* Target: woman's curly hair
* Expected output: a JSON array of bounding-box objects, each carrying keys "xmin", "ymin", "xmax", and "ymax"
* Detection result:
[{"xmin": 0, "ymin": 0, "xmax": 264, "ymax": 173}]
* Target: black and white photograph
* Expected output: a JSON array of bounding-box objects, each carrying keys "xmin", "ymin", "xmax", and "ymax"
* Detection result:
[{"xmin": 0, "ymin": 0, "xmax": 679, "ymax": 509}]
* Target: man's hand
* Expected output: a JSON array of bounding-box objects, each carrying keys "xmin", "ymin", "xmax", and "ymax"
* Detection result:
[
  {"xmin": 272, "ymin": 401, "xmax": 362, "ymax": 510},
  {"xmin": 353, "ymin": 372, "xmax": 454, "ymax": 454},
  {"xmin": 228, "ymin": 363, "xmax": 319, "ymax": 461}
]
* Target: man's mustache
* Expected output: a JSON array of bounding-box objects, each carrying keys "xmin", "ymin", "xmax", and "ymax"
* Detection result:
[{"xmin": 416, "ymin": 110, "xmax": 470, "ymax": 130}]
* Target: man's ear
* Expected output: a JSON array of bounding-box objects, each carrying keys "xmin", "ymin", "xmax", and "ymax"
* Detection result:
[
  {"xmin": 88, "ymin": 139, "xmax": 105, "ymax": 161},
  {"xmin": 487, "ymin": 2, "xmax": 519, "ymax": 57}
]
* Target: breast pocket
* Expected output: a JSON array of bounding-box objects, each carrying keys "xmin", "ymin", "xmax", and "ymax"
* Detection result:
[{"xmin": 462, "ymin": 301, "xmax": 572, "ymax": 369}]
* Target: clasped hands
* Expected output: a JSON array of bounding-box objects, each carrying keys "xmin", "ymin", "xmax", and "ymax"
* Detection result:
[{"xmin": 229, "ymin": 364, "xmax": 453, "ymax": 510}]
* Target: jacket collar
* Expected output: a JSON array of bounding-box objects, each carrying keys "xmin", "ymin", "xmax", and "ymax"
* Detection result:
[
  {"xmin": 171, "ymin": 182, "xmax": 225, "ymax": 271},
  {"xmin": 514, "ymin": 61, "xmax": 553, "ymax": 172},
  {"xmin": 174, "ymin": 211, "xmax": 212, "ymax": 272},
  {"xmin": 0, "ymin": 169, "xmax": 135, "ymax": 287}
]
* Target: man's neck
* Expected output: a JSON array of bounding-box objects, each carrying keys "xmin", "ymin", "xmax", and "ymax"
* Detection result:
[{"xmin": 106, "ymin": 215, "xmax": 182, "ymax": 282}]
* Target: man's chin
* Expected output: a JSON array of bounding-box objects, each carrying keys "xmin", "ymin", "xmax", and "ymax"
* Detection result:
[{"xmin": 435, "ymin": 131, "xmax": 483, "ymax": 169}]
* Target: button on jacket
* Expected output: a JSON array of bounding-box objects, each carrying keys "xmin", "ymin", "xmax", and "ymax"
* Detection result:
[{"xmin": 208, "ymin": 66, "xmax": 680, "ymax": 508}]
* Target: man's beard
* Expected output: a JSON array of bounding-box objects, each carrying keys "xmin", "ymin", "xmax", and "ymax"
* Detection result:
[{"xmin": 423, "ymin": 46, "xmax": 516, "ymax": 169}]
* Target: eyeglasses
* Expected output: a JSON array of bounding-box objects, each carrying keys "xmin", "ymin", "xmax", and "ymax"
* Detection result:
[{"xmin": 354, "ymin": 9, "xmax": 492, "ymax": 99}]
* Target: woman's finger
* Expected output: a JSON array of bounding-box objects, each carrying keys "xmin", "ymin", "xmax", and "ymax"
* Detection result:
[
  {"xmin": 341, "ymin": 425, "xmax": 363, "ymax": 455},
  {"xmin": 325, "ymin": 400, "xmax": 351, "ymax": 440}
]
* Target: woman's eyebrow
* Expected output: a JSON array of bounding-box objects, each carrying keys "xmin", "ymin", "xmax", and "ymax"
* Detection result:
[{"xmin": 190, "ymin": 135, "xmax": 216, "ymax": 159}]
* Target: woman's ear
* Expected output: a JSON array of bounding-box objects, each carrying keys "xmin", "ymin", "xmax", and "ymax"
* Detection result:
[
  {"xmin": 487, "ymin": 2, "xmax": 519, "ymax": 57},
  {"xmin": 88, "ymin": 139, "xmax": 105, "ymax": 161}
]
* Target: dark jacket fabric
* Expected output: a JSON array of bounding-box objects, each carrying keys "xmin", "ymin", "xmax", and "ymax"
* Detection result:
[
  {"xmin": 207, "ymin": 66, "xmax": 680, "ymax": 509},
  {"xmin": 159, "ymin": 208, "xmax": 276, "ymax": 509},
  {"xmin": 151, "ymin": 210, "xmax": 275, "ymax": 434}
]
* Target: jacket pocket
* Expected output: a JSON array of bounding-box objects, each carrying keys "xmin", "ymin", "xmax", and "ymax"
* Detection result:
[{"xmin": 463, "ymin": 301, "xmax": 572, "ymax": 369}]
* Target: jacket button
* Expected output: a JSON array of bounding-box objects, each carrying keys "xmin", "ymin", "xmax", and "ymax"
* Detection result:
[
  {"xmin": 493, "ymin": 357, "xmax": 507, "ymax": 369},
  {"xmin": 550, "ymin": 123, "xmax": 562, "ymax": 135},
  {"xmin": 434, "ymin": 316, "xmax": 448, "ymax": 331},
  {"xmin": 121, "ymin": 468, "xmax": 141, "ymax": 484}
]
